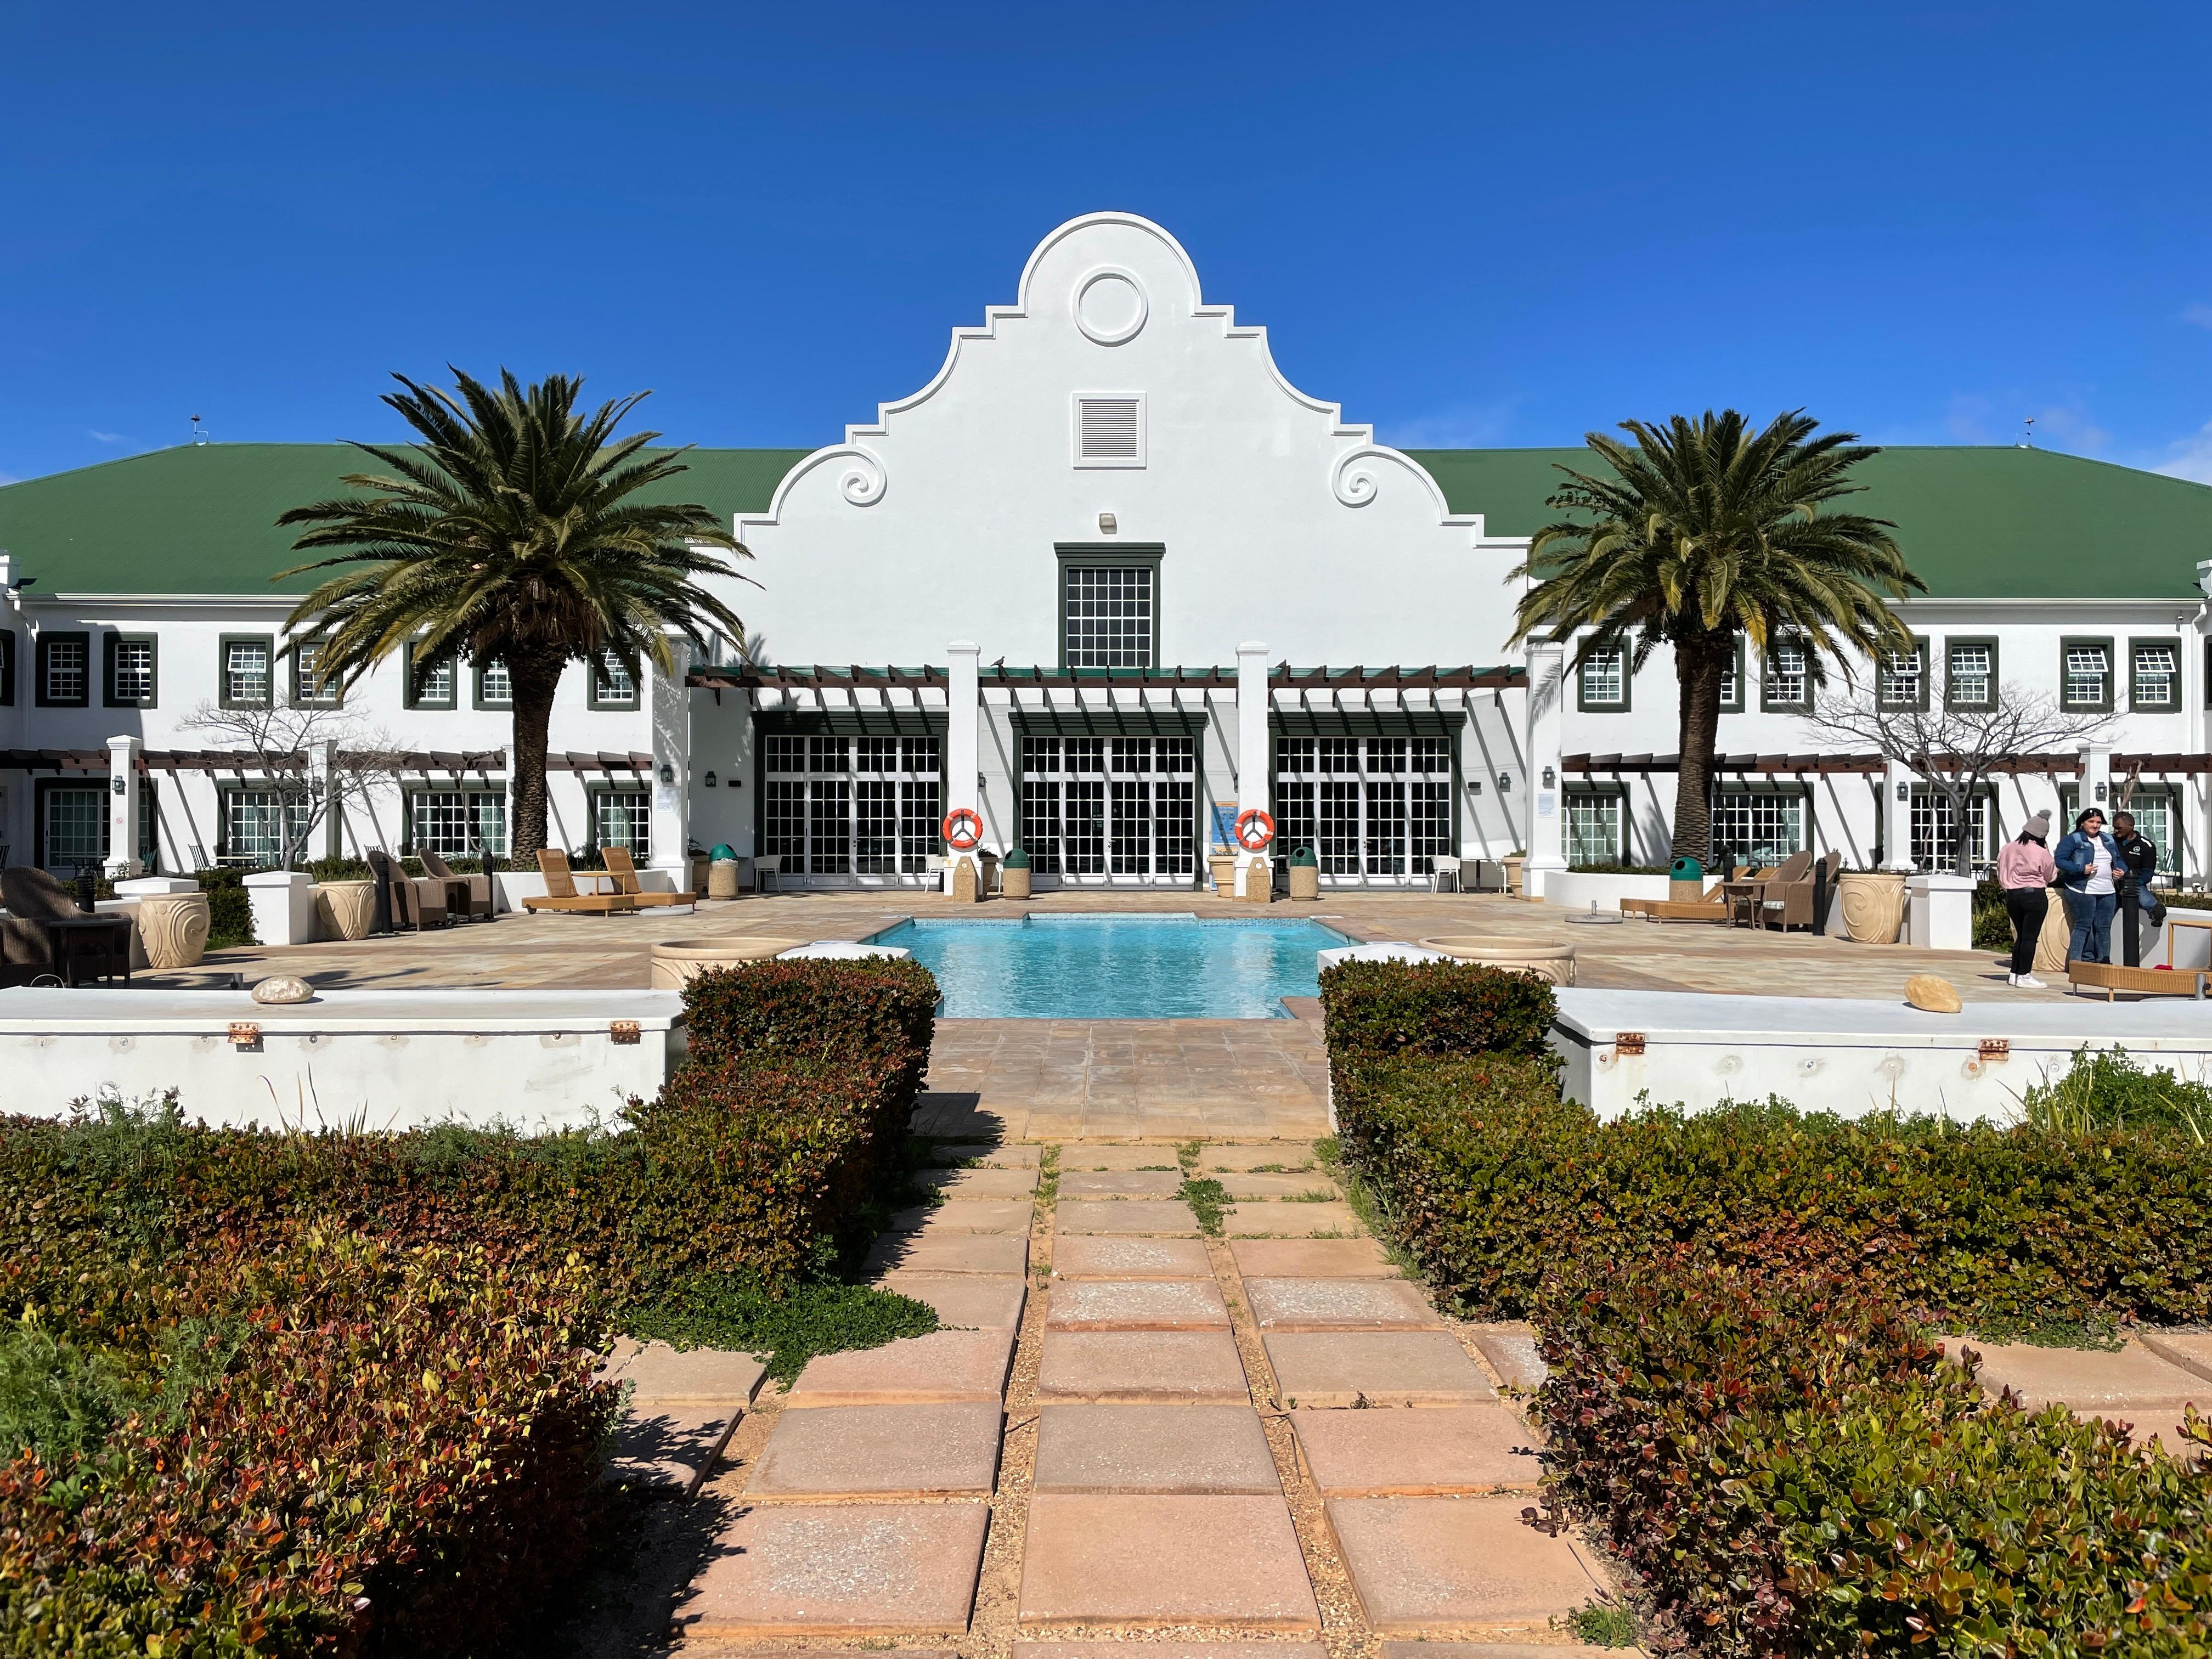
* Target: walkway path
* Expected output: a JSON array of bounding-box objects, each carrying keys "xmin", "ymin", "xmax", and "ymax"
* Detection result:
[{"xmin": 639, "ymin": 1136, "xmax": 1624, "ymax": 1658}]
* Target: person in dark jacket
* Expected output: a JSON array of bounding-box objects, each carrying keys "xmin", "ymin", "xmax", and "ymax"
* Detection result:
[
  {"xmin": 2111, "ymin": 811, "xmax": 2168, "ymax": 928},
  {"xmin": 2053, "ymin": 807, "xmax": 2122, "ymax": 964}
]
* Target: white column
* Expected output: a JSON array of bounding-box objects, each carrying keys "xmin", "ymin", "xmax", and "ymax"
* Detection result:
[
  {"xmin": 1521, "ymin": 640, "xmax": 1566, "ymax": 897},
  {"xmin": 946, "ymin": 642, "xmax": 981, "ymax": 893},
  {"xmin": 106, "ymin": 735, "xmax": 143, "ymax": 878},
  {"xmin": 309, "ymin": 739, "xmax": 340, "ymax": 862},
  {"xmin": 2083, "ymin": 741, "xmax": 2113, "ymax": 823},
  {"xmin": 1883, "ymin": 758, "xmax": 1914, "ymax": 871},
  {"xmin": 648, "ymin": 655, "xmax": 690, "ymax": 879},
  {"xmin": 1234, "ymin": 644, "xmax": 1272, "ymax": 894}
]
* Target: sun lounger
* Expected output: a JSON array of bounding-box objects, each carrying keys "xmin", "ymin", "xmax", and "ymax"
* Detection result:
[
  {"xmin": 1622, "ymin": 880, "xmax": 1732, "ymax": 923},
  {"xmin": 524, "ymin": 849, "xmax": 638, "ymax": 915},
  {"xmin": 2067, "ymin": 960, "xmax": 2208, "ymax": 1000},
  {"xmin": 601, "ymin": 847, "xmax": 698, "ymax": 911}
]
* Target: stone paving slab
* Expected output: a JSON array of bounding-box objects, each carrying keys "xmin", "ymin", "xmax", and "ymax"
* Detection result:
[
  {"xmin": 1058, "ymin": 1146, "xmax": 1195, "ymax": 1171},
  {"xmin": 1291, "ymin": 1406, "xmax": 1542, "ymax": 1494},
  {"xmin": 684, "ymin": 1502, "xmax": 990, "ymax": 1638},
  {"xmin": 786, "ymin": 1328, "xmax": 1015, "ymax": 1407},
  {"xmin": 1054, "ymin": 1199, "xmax": 1199, "ymax": 1236},
  {"xmin": 872, "ymin": 1273, "xmax": 1029, "ymax": 1330},
  {"xmin": 1036, "ymin": 1330, "xmax": 1252, "ymax": 1403},
  {"xmin": 1961, "ymin": 1338, "xmax": 2209, "ymax": 1410},
  {"xmin": 1467, "ymin": 1322, "xmax": 1548, "ymax": 1392},
  {"xmin": 930, "ymin": 1142, "xmax": 1042, "ymax": 1167},
  {"xmin": 1034, "ymin": 1403, "xmax": 1280, "ymax": 1494},
  {"xmin": 1328, "ymin": 1496, "xmax": 1602, "ymax": 1633},
  {"xmin": 1047, "ymin": 1279, "xmax": 1231, "ymax": 1331},
  {"xmin": 611, "ymin": 1403, "xmax": 741, "ymax": 1495},
  {"xmin": 916, "ymin": 1165, "xmax": 1040, "ymax": 1198},
  {"xmin": 1380, "ymin": 1644, "xmax": 1624, "ymax": 1659},
  {"xmin": 1052, "ymin": 1236, "xmax": 1215, "ymax": 1279},
  {"xmin": 864, "ymin": 1231, "xmax": 1030, "ymax": 1277},
  {"xmin": 2141, "ymin": 1330, "xmax": 2212, "ymax": 1386},
  {"xmin": 1265, "ymin": 1331, "xmax": 1497, "ymax": 1408},
  {"xmin": 1245, "ymin": 1278, "xmax": 1443, "ymax": 1332},
  {"xmin": 1229, "ymin": 1238, "xmax": 1397, "ymax": 1279},
  {"xmin": 1221, "ymin": 1173, "xmax": 1344, "ymax": 1199},
  {"xmin": 1019, "ymin": 1645, "xmax": 1327, "ymax": 1659},
  {"xmin": 1221, "ymin": 1201, "xmax": 1362, "ymax": 1237},
  {"xmin": 1018, "ymin": 1494, "xmax": 1321, "ymax": 1630},
  {"xmin": 1059, "ymin": 1170, "xmax": 1186, "ymax": 1198},
  {"xmin": 888, "ymin": 1200, "xmax": 1036, "ymax": 1235},
  {"xmin": 1194, "ymin": 1144, "xmax": 1324, "ymax": 1172},
  {"xmin": 748, "ymin": 1401, "xmax": 1003, "ymax": 1499},
  {"xmin": 606, "ymin": 1341, "xmax": 768, "ymax": 1404}
]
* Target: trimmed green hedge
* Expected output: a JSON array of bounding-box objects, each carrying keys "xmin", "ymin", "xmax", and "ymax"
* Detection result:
[{"xmin": 1318, "ymin": 958, "xmax": 1555, "ymax": 1074}]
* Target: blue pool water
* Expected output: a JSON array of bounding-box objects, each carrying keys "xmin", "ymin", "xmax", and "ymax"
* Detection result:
[{"xmin": 865, "ymin": 914, "xmax": 1355, "ymax": 1019}]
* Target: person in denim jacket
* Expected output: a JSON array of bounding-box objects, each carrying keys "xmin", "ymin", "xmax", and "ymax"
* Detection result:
[{"xmin": 2053, "ymin": 807, "xmax": 2121, "ymax": 965}]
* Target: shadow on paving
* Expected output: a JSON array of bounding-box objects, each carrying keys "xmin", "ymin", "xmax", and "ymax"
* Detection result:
[{"xmin": 550, "ymin": 1486, "xmax": 738, "ymax": 1659}]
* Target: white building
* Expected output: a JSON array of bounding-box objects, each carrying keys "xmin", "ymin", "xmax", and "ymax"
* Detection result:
[{"xmin": 3, "ymin": 212, "xmax": 2209, "ymax": 893}]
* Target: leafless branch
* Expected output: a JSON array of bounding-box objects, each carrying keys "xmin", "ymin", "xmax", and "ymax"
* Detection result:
[{"xmin": 179, "ymin": 702, "xmax": 415, "ymax": 868}]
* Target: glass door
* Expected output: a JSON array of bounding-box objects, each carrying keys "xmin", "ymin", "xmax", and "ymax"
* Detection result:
[
  {"xmin": 761, "ymin": 733, "xmax": 943, "ymax": 884},
  {"xmin": 1274, "ymin": 736, "xmax": 1453, "ymax": 883},
  {"xmin": 1020, "ymin": 735, "xmax": 1195, "ymax": 883}
]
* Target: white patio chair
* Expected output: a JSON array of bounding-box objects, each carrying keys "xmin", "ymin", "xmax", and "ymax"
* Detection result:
[
  {"xmin": 1429, "ymin": 854, "xmax": 1462, "ymax": 894},
  {"xmin": 754, "ymin": 854, "xmax": 783, "ymax": 894}
]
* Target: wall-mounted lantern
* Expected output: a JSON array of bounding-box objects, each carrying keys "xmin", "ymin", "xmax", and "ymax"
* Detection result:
[
  {"xmin": 1895, "ymin": 780, "xmax": 1909, "ymax": 802},
  {"xmin": 1497, "ymin": 772, "xmax": 1511, "ymax": 793},
  {"xmin": 659, "ymin": 761, "xmax": 675, "ymax": 787},
  {"xmin": 703, "ymin": 771, "xmax": 717, "ymax": 788},
  {"xmin": 1541, "ymin": 765, "xmax": 1555, "ymax": 789}
]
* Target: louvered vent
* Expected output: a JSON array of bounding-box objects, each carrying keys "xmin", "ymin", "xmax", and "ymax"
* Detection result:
[{"xmin": 1076, "ymin": 397, "xmax": 1142, "ymax": 463}]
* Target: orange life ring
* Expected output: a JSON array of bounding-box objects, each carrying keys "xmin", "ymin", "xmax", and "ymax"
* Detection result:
[
  {"xmin": 1234, "ymin": 808, "xmax": 1276, "ymax": 851},
  {"xmin": 942, "ymin": 808, "xmax": 984, "ymax": 851}
]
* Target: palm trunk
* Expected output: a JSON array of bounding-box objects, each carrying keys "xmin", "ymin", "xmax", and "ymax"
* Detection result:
[
  {"xmin": 507, "ymin": 656, "xmax": 565, "ymax": 859},
  {"xmin": 1672, "ymin": 635, "xmax": 1730, "ymax": 865}
]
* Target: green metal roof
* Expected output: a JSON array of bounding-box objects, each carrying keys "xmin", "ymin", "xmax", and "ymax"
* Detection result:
[
  {"xmin": 1404, "ymin": 445, "xmax": 2212, "ymax": 600},
  {"xmin": 0, "ymin": 442, "xmax": 810, "ymax": 595},
  {"xmin": 1, "ymin": 439, "xmax": 2205, "ymax": 600}
]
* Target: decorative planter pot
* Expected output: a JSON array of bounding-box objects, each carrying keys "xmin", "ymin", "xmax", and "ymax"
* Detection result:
[
  {"xmin": 136, "ymin": 893, "xmax": 211, "ymax": 970},
  {"xmin": 1207, "ymin": 851, "xmax": 1237, "ymax": 898},
  {"xmin": 708, "ymin": 860, "xmax": 742, "ymax": 900},
  {"xmin": 1417, "ymin": 935, "xmax": 1577, "ymax": 985},
  {"xmin": 2034, "ymin": 891, "xmax": 2072, "ymax": 973},
  {"xmin": 313, "ymin": 880, "xmax": 378, "ymax": 942},
  {"xmin": 1835, "ymin": 871, "xmax": 1908, "ymax": 945},
  {"xmin": 1502, "ymin": 855, "xmax": 1526, "ymax": 895},
  {"xmin": 1289, "ymin": 864, "xmax": 1320, "ymax": 900},
  {"xmin": 649, "ymin": 936, "xmax": 807, "ymax": 989},
  {"xmin": 1002, "ymin": 864, "xmax": 1032, "ymax": 900}
]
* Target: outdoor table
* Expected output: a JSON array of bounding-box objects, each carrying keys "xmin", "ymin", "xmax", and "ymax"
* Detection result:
[
  {"xmin": 1720, "ymin": 880, "xmax": 1765, "ymax": 927},
  {"xmin": 41, "ymin": 915, "xmax": 134, "ymax": 986}
]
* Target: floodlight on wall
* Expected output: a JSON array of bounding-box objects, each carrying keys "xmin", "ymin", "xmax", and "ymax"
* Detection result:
[
  {"xmin": 1468, "ymin": 779, "xmax": 1482, "ymax": 795},
  {"xmin": 1098, "ymin": 512, "xmax": 1117, "ymax": 535}
]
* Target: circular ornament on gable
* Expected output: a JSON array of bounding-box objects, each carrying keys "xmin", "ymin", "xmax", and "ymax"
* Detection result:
[{"xmin": 1074, "ymin": 267, "xmax": 1148, "ymax": 346}]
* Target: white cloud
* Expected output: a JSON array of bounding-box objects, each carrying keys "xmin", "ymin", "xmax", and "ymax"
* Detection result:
[
  {"xmin": 1379, "ymin": 398, "xmax": 1520, "ymax": 448},
  {"xmin": 2183, "ymin": 302, "xmax": 2212, "ymax": 330},
  {"xmin": 87, "ymin": 430, "xmax": 125, "ymax": 444},
  {"xmin": 2152, "ymin": 420, "xmax": 2212, "ymax": 484}
]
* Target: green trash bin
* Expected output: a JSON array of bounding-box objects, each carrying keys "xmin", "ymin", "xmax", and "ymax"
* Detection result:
[{"xmin": 1669, "ymin": 855, "xmax": 1705, "ymax": 902}]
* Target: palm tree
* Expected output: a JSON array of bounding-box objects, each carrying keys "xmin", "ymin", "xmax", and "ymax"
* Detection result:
[
  {"xmin": 1509, "ymin": 410, "xmax": 1923, "ymax": 864},
  {"xmin": 276, "ymin": 369, "xmax": 750, "ymax": 860}
]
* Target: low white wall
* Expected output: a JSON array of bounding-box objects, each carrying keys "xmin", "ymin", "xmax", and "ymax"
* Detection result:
[
  {"xmin": 0, "ymin": 988, "xmax": 686, "ymax": 1130},
  {"xmin": 1543, "ymin": 872, "xmax": 1672, "ymax": 911}
]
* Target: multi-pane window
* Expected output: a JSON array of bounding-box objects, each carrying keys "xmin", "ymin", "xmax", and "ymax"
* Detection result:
[
  {"xmin": 110, "ymin": 639, "xmax": 154, "ymax": 703},
  {"xmin": 762, "ymin": 733, "xmax": 941, "ymax": 880},
  {"xmin": 1764, "ymin": 640, "xmax": 1808, "ymax": 707},
  {"xmin": 1064, "ymin": 567, "xmax": 1154, "ymax": 668},
  {"xmin": 1909, "ymin": 792, "xmax": 1991, "ymax": 871},
  {"xmin": 1718, "ymin": 647, "xmax": 1741, "ymax": 710},
  {"xmin": 2133, "ymin": 642, "xmax": 2179, "ymax": 710},
  {"xmin": 1946, "ymin": 642, "xmax": 1994, "ymax": 708},
  {"xmin": 222, "ymin": 789, "xmax": 311, "ymax": 867},
  {"xmin": 410, "ymin": 790, "xmax": 509, "ymax": 859},
  {"xmin": 1711, "ymin": 791, "xmax": 1807, "ymax": 865},
  {"xmin": 1022, "ymin": 735, "xmax": 1192, "ymax": 879},
  {"xmin": 1877, "ymin": 644, "xmax": 1925, "ymax": 709},
  {"xmin": 2117, "ymin": 795, "xmax": 2176, "ymax": 877},
  {"xmin": 292, "ymin": 640, "xmax": 339, "ymax": 705},
  {"xmin": 1565, "ymin": 794, "xmax": 1623, "ymax": 866},
  {"xmin": 41, "ymin": 786, "xmax": 105, "ymax": 873},
  {"xmin": 226, "ymin": 640, "xmax": 272, "ymax": 706},
  {"xmin": 43, "ymin": 637, "xmax": 87, "ymax": 703},
  {"xmin": 592, "ymin": 790, "xmax": 649, "ymax": 859},
  {"xmin": 592, "ymin": 650, "xmax": 638, "ymax": 706},
  {"xmin": 410, "ymin": 650, "xmax": 455, "ymax": 707},
  {"xmin": 2063, "ymin": 644, "xmax": 2111, "ymax": 708},
  {"xmin": 1274, "ymin": 736, "xmax": 1453, "ymax": 881},
  {"xmin": 1578, "ymin": 646, "xmax": 1626, "ymax": 708},
  {"xmin": 478, "ymin": 658, "xmax": 512, "ymax": 706}
]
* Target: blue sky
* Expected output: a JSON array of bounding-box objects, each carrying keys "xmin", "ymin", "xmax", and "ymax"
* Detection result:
[{"xmin": 4, "ymin": 2, "xmax": 2210, "ymax": 486}]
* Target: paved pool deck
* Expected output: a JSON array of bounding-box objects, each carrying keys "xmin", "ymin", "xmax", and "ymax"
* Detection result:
[{"xmin": 140, "ymin": 885, "xmax": 2081, "ymax": 1141}]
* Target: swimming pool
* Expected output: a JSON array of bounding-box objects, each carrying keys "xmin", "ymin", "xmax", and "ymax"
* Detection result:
[{"xmin": 865, "ymin": 914, "xmax": 1355, "ymax": 1019}]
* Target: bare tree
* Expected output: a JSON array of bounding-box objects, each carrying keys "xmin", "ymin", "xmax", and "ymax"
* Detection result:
[
  {"xmin": 179, "ymin": 701, "xmax": 412, "ymax": 870},
  {"xmin": 1805, "ymin": 673, "xmax": 2119, "ymax": 876}
]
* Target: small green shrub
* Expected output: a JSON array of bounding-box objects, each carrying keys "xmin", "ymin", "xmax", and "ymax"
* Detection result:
[
  {"xmin": 2017, "ymin": 1043, "xmax": 2212, "ymax": 1139},
  {"xmin": 1180, "ymin": 1177, "xmax": 1228, "ymax": 1235},
  {"xmin": 1972, "ymin": 874, "xmax": 2013, "ymax": 949},
  {"xmin": 0, "ymin": 1326, "xmax": 127, "ymax": 1470},
  {"xmin": 620, "ymin": 1278, "xmax": 938, "ymax": 1385},
  {"xmin": 195, "ymin": 867, "xmax": 255, "ymax": 949}
]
